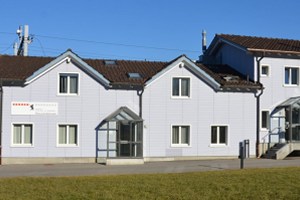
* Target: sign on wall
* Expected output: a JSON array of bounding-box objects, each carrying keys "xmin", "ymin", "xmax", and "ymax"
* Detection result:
[{"xmin": 11, "ymin": 102, "xmax": 58, "ymax": 115}]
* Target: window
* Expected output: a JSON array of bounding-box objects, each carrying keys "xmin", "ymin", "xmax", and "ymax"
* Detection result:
[
  {"xmin": 172, "ymin": 125, "xmax": 190, "ymax": 146},
  {"xmin": 211, "ymin": 126, "xmax": 228, "ymax": 145},
  {"xmin": 285, "ymin": 67, "xmax": 299, "ymax": 85},
  {"xmin": 261, "ymin": 111, "xmax": 270, "ymax": 130},
  {"xmin": 12, "ymin": 124, "xmax": 33, "ymax": 146},
  {"xmin": 261, "ymin": 65, "xmax": 269, "ymax": 76},
  {"xmin": 127, "ymin": 72, "xmax": 142, "ymax": 79},
  {"xmin": 172, "ymin": 77, "xmax": 190, "ymax": 97},
  {"xmin": 59, "ymin": 73, "xmax": 79, "ymax": 94},
  {"xmin": 58, "ymin": 124, "xmax": 78, "ymax": 146},
  {"xmin": 104, "ymin": 60, "xmax": 117, "ymax": 65}
]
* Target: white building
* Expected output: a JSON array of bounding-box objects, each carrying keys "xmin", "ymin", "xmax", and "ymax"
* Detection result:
[
  {"xmin": 205, "ymin": 34, "xmax": 300, "ymax": 158},
  {"xmin": 0, "ymin": 49, "xmax": 259, "ymax": 165}
]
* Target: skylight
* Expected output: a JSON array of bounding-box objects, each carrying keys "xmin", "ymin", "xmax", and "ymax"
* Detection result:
[
  {"xmin": 127, "ymin": 72, "xmax": 142, "ymax": 79},
  {"xmin": 104, "ymin": 60, "xmax": 117, "ymax": 65}
]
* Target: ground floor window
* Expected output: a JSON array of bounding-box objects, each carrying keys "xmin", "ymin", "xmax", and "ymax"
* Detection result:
[
  {"xmin": 58, "ymin": 124, "xmax": 78, "ymax": 146},
  {"xmin": 12, "ymin": 124, "xmax": 33, "ymax": 146},
  {"xmin": 211, "ymin": 125, "xmax": 228, "ymax": 145},
  {"xmin": 261, "ymin": 110, "xmax": 270, "ymax": 130},
  {"xmin": 171, "ymin": 125, "xmax": 190, "ymax": 146}
]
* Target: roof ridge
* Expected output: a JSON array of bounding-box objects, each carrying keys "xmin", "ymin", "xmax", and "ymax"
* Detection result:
[
  {"xmin": 217, "ymin": 33, "xmax": 300, "ymax": 42},
  {"xmin": 83, "ymin": 57, "xmax": 168, "ymax": 64}
]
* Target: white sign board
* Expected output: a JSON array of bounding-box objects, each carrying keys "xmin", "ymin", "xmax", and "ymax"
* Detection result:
[{"xmin": 11, "ymin": 102, "xmax": 58, "ymax": 115}]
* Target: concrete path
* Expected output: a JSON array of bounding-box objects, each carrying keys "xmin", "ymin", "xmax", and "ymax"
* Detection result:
[{"xmin": 0, "ymin": 158, "xmax": 300, "ymax": 178}]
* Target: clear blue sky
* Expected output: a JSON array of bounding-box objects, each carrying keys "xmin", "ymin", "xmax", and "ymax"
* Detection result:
[{"xmin": 0, "ymin": 0, "xmax": 299, "ymax": 61}]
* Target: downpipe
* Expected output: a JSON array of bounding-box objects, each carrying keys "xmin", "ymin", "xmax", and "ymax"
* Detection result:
[{"xmin": 255, "ymin": 56, "xmax": 264, "ymax": 158}]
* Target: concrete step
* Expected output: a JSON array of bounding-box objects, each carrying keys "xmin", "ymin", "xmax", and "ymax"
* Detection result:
[{"xmin": 262, "ymin": 143, "xmax": 290, "ymax": 159}]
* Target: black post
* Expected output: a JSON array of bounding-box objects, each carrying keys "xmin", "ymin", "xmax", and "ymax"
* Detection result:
[{"xmin": 239, "ymin": 141, "xmax": 244, "ymax": 169}]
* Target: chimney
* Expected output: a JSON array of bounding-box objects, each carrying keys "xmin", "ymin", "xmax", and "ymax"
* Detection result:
[{"xmin": 202, "ymin": 30, "xmax": 207, "ymax": 54}]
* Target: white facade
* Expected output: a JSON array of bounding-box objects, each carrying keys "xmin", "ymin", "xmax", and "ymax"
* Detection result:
[
  {"xmin": 143, "ymin": 61, "xmax": 256, "ymax": 160},
  {"xmin": 0, "ymin": 51, "xmax": 258, "ymax": 164},
  {"xmin": 210, "ymin": 39, "xmax": 300, "ymax": 155}
]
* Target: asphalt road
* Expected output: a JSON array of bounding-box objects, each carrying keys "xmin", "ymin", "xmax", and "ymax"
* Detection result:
[{"xmin": 0, "ymin": 158, "xmax": 300, "ymax": 178}]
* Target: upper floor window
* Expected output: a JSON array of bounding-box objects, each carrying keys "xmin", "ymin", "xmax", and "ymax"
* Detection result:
[
  {"xmin": 12, "ymin": 123, "xmax": 33, "ymax": 146},
  {"xmin": 59, "ymin": 73, "xmax": 79, "ymax": 95},
  {"xmin": 172, "ymin": 77, "xmax": 190, "ymax": 98},
  {"xmin": 261, "ymin": 65, "xmax": 269, "ymax": 77},
  {"xmin": 211, "ymin": 125, "xmax": 228, "ymax": 145},
  {"xmin": 171, "ymin": 125, "xmax": 190, "ymax": 147},
  {"xmin": 284, "ymin": 67, "xmax": 299, "ymax": 86}
]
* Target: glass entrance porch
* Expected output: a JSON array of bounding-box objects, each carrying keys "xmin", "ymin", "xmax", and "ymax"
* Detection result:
[
  {"xmin": 272, "ymin": 96, "xmax": 300, "ymax": 142},
  {"xmin": 97, "ymin": 107, "xmax": 143, "ymax": 159}
]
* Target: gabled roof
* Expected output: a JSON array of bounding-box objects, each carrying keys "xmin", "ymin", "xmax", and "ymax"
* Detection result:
[
  {"xmin": 0, "ymin": 50, "xmax": 260, "ymax": 91},
  {"xmin": 144, "ymin": 54, "xmax": 221, "ymax": 90},
  {"xmin": 207, "ymin": 34, "xmax": 300, "ymax": 57}
]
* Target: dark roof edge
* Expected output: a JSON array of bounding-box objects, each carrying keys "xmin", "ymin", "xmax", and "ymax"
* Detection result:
[{"xmin": 0, "ymin": 78, "xmax": 25, "ymax": 86}]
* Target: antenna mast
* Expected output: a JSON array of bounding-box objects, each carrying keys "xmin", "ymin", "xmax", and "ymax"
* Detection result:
[{"xmin": 14, "ymin": 25, "xmax": 32, "ymax": 56}]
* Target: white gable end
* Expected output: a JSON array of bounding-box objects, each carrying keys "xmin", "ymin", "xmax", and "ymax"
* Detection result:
[
  {"xmin": 144, "ymin": 55, "xmax": 220, "ymax": 90},
  {"xmin": 25, "ymin": 50, "xmax": 111, "ymax": 87}
]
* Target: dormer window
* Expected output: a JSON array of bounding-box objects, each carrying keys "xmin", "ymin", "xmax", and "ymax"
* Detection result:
[{"xmin": 59, "ymin": 73, "xmax": 79, "ymax": 95}]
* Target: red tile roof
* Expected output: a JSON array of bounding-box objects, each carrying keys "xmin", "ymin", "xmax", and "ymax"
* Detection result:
[
  {"xmin": 0, "ymin": 54, "xmax": 169, "ymax": 85},
  {"xmin": 217, "ymin": 34, "xmax": 300, "ymax": 55},
  {"xmin": 83, "ymin": 58, "xmax": 168, "ymax": 85},
  {"xmin": 195, "ymin": 63, "xmax": 261, "ymax": 89},
  {"xmin": 0, "ymin": 54, "xmax": 260, "ymax": 89},
  {"xmin": 0, "ymin": 55, "xmax": 53, "ymax": 81}
]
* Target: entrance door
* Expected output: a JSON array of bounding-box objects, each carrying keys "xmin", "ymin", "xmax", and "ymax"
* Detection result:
[
  {"xmin": 117, "ymin": 122, "xmax": 139, "ymax": 157},
  {"xmin": 119, "ymin": 123, "xmax": 131, "ymax": 157}
]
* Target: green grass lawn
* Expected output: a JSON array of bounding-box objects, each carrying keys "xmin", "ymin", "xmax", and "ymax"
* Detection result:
[{"xmin": 0, "ymin": 167, "xmax": 300, "ymax": 200}]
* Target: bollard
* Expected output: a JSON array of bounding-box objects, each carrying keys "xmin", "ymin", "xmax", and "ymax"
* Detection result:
[{"xmin": 239, "ymin": 141, "xmax": 244, "ymax": 169}]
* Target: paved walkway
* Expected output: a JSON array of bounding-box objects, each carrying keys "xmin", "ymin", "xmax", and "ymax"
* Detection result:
[{"xmin": 0, "ymin": 158, "xmax": 300, "ymax": 178}]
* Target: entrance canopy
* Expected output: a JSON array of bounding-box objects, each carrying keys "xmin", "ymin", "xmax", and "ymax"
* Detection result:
[
  {"xmin": 97, "ymin": 107, "xmax": 143, "ymax": 159},
  {"xmin": 101, "ymin": 107, "xmax": 143, "ymax": 125},
  {"xmin": 276, "ymin": 96, "xmax": 300, "ymax": 109}
]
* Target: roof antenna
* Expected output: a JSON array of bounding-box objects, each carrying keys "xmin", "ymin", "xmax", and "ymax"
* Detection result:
[{"xmin": 14, "ymin": 25, "xmax": 33, "ymax": 56}]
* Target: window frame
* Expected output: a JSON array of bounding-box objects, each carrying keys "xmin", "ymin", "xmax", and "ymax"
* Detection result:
[
  {"xmin": 284, "ymin": 66, "xmax": 299, "ymax": 86},
  {"xmin": 171, "ymin": 76, "xmax": 191, "ymax": 99},
  {"xmin": 57, "ymin": 123, "xmax": 79, "ymax": 147},
  {"xmin": 57, "ymin": 72, "xmax": 80, "ymax": 96},
  {"xmin": 171, "ymin": 124, "xmax": 191, "ymax": 147},
  {"xmin": 261, "ymin": 110, "xmax": 270, "ymax": 131},
  {"xmin": 11, "ymin": 123, "xmax": 34, "ymax": 147},
  {"xmin": 260, "ymin": 64, "xmax": 270, "ymax": 77},
  {"xmin": 210, "ymin": 125, "xmax": 229, "ymax": 147}
]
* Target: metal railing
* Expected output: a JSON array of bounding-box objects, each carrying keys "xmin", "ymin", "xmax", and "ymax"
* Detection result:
[{"xmin": 261, "ymin": 126, "xmax": 282, "ymax": 155}]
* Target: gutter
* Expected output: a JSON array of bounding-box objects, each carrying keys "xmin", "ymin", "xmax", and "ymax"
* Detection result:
[{"xmin": 248, "ymin": 48, "xmax": 300, "ymax": 56}]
